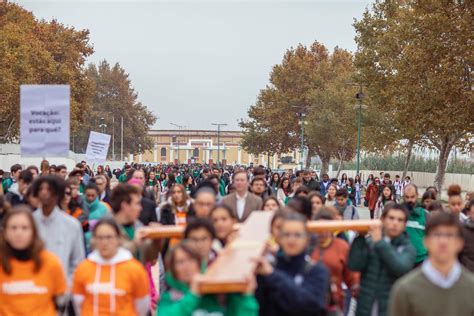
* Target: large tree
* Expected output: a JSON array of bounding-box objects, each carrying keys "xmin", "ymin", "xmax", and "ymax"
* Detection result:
[
  {"xmin": 0, "ymin": 2, "xmax": 94, "ymax": 140},
  {"xmin": 241, "ymin": 42, "xmax": 362, "ymax": 173},
  {"xmin": 72, "ymin": 61, "xmax": 157, "ymax": 157},
  {"xmin": 354, "ymin": 0, "xmax": 474, "ymax": 192}
]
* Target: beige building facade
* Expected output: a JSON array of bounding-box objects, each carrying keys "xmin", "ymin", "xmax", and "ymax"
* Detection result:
[{"xmin": 139, "ymin": 129, "xmax": 301, "ymax": 168}]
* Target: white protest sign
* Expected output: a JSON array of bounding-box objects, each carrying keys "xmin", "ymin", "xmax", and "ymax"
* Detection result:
[
  {"xmin": 20, "ymin": 85, "xmax": 70, "ymax": 157},
  {"xmin": 85, "ymin": 131, "xmax": 111, "ymax": 165}
]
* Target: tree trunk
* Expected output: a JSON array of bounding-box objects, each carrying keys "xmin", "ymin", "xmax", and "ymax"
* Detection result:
[
  {"xmin": 320, "ymin": 155, "xmax": 331, "ymax": 175},
  {"xmin": 335, "ymin": 159, "xmax": 344, "ymax": 179},
  {"xmin": 402, "ymin": 139, "xmax": 414, "ymax": 179},
  {"xmin": 434, "ymin": 137, "xmax": 454, "ymax": 194},
  {"xmin": 305, "ymin": 146, "xmax": 313, "ymax": 169}
]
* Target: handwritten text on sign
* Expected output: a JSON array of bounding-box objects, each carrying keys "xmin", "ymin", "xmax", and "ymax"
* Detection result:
[
  {"xmin": 85, "ymin": 131, "xmax": 111, "ymax": 165},
  {"xmin": 20, "ymin": 85, "xmax": 70, "ymax": 157}
]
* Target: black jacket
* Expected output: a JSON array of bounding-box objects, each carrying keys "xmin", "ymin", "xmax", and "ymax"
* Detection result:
[
  {"xmin": 100, "ymin": 190, "xmax": 111, "ymax": 205},
  {"xmin": 302, "ymin": 178, "xmax": 321, "ymax": 192},
  {"xmin": 460, "ymin": 220, "xmax": 474, "ymax": 272},
  {"xmin": 139, "ymin": 197, "xmax": 157, "ymax": 225},
  {"xmin": 5, "ymin": 191, "xmax": 24, "ymax": 207},
  {"xmin": 256, "ymin": 252, "xmax": 329, "ymax": 316}
]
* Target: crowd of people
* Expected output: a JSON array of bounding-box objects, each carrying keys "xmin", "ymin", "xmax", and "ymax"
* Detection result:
[{"xmin": 0, "ymin": 160, "xmax": 474, "ymax": 315}]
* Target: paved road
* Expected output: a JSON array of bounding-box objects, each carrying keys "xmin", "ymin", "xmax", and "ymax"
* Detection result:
[{"xmin": 357, "ymin": 206, "xmax": 371, "ymax": 219}]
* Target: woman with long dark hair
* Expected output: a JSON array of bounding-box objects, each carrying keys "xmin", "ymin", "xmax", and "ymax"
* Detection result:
[
  {"xmin": 347, "ymin": 177, "xmax": 356, "ymax": 205},
  {"xmin": 366, "ymin": 174, "xmax": 374, "ymax": 186},
  {"xmin": 269, "ymin": 172, "xmax": 281, "ymax": 195},
  {"xmin": 182, "ymin": 174, "xmax": 196, "ymax": 197},
  {"xmin": 96, "ymin": 165, "xmax": 105, "ymax": 176},
  {"xmin": 374, "ymin": 185, "xmax": 395, "ymax": 219},
  {"xmin": 163, "ymin": 173, "xmax": 176, "ymax": 201},
  {"xmin": 146, "ymin": 170, "xmax": 161, "ymax": 202},
  {"xmin": 354, "ymin": 175, "xmax": 362, "ymax": 206},
  {"xmin": 0, "ymin": 206, "xmax": 67, "ymax": 315},
  {"xmin": 104, "ymin": 165, "xmax": 113, "ymax": 179},
  {"xmin": 339, "ymin": 173, "xmax": 348, "ymax": 189},
  {"xmin": 277, "ymin": 177, "xmax": 292, "ymax": 206}
]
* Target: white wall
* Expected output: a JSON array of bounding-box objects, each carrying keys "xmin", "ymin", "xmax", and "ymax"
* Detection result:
[{"xmin": 331, "ymin": 169, "xmax": 474, "ymax": 191}]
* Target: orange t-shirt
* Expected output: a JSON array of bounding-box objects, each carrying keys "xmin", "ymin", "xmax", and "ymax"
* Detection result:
[
  {"xmin": 72, "ymin": 258, "xmax": 149, "ymax": 316},
  {"xmin": 0, "ymin": 250, "xmax": 67, "ymax": 316},
  {"xmin": 170, "ymin": 210, "xmax": 187, "ymax": 246}
]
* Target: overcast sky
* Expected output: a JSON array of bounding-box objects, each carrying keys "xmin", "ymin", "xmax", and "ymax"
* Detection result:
[{"xmin": 16, "ymin": 0, "xmax": 372, "ymax": 130}]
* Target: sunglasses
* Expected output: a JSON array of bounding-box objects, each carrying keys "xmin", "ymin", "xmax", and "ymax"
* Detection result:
[{"xmin": 65, "ymin": 191, "xmax": 71, "ymax": 196}]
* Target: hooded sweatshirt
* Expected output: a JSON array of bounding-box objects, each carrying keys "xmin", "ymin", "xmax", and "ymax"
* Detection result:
[
  {"xmin": 158, "ymin": 273, "xmax": 259, "ymax": 316},
  {"xmin": 84, "ymin": 198, "xmax": 109, "ymax": 250},
  {"xmin": 72, "ymin": 247, "xmax": 150, "ymax": 316}
]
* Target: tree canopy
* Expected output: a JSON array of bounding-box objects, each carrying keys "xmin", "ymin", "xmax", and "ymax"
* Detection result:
[
  {"xmin": 0, "ymin": 2, "xmax": 94, "ymax": 140},
  {"xmin": 72, "ymin": 61, "xmax": 157, "ymax": 156},
  {"xmin": 240, "ymin": 42, "xmax": 361, "ymax": 173},
  {"xmin": 354, "ymin": 0, "xmax": 474, "ymax": 191}
]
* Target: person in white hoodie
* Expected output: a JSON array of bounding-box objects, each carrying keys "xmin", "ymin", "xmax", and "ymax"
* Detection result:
[{"xmin": 72, "ymin": 217, "xmax": 150, "ymax": 316}]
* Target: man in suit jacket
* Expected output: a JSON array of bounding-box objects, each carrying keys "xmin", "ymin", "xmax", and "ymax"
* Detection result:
[{"xmin": 221, "ymin": 170, "xmax": 263, "ymax": 222}]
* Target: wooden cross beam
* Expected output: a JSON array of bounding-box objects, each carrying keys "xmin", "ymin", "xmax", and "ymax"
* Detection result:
[
  {"xmin": 197, "ymin": 211, "xmax": 274, "ymax": 293},
  {"xmin": 140, "ymin": 218, "xmax": 380, "ymax": 239},
  {"xmin": 140, "ymin": 215, "xmax": 381, "ymax": 294},
  {"xmin": 307, "ymin": 219, "xmax": 379, "ymax": 233}
]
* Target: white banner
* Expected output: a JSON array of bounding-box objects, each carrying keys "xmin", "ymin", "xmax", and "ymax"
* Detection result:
[
  {"xmin": 20, "ymin": 85, "xmax": 70, "ymax": 157},
  {"xmin": 85, "ymin": 131, "xmax": 111, "ymax": 165}
]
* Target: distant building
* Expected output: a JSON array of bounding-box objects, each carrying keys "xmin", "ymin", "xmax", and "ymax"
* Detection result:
[{"xmin": 139, "ymin": 129, "xmax": 300, "ymax": 167}]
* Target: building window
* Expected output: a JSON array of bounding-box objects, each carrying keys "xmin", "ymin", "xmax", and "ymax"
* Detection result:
[
  {"xmin": 161, "ymin": 147, "xmax": 167, "ymax": 157},
  {"xmin": 193, "ymin": 148, "xmax": 199, "ymax": 157}
]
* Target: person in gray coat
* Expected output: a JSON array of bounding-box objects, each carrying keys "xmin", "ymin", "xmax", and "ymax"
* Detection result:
[{"xmin": 32, "ymin": 176, "xmax": 85, "ymax": 285}]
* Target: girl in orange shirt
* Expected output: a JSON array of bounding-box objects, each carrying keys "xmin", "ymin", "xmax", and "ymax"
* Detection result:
[
  {"xmin": 73, "ymin": 217, "xmax": 150, "ymax": 316},
  {"xmin": 0, "ymin": 206, "xmax": 67, "ymax": 316}
]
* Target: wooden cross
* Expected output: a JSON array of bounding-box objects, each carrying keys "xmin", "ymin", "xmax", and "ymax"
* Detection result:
[{"xmin": 140, "ymin": 214, "xmax": 380, "ymax": 294}]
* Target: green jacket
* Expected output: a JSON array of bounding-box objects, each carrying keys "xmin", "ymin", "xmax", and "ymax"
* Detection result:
[
  {"xmin": 348, "ymin": 232, "xmax": 416, "ymax": 316},
  {"xmin": 118, "ymin": 173, "xmax": 128, "ymax": 183},
  {"xmin": 405, "ymin": 205, "xmax": 428, "ymax": 263},
  {"xmin": 84, "ymin": 198, "xmax": 109, "ymax": 250},
  {"xmin": 158, "ymin": 273, "xmax": 259, "ymax": 316},
  {"xmin": 219, "ymin": 178, "xmax": 226, "ymax": 196},
  {"xmin": 2, "ymin": 178, "xmax": 13, "ymax": 193}
]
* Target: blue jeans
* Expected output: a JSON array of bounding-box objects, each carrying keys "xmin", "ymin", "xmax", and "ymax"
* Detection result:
[{"xmin": 355, "ymin": 191, "xmax": 361, "ymax": 206}]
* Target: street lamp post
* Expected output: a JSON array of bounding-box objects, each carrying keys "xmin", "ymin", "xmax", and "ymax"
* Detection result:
[
  {"xmin": 211, "ymin": 123, "xmax": 228, "ymax": 167},
  {"xmin": 99, "ymin": 117, "xmax": 107, "ymax": 134},
  {"xmin": 138, "ymin": 143, "xmax": 142, "ymax": 163},
  {"xmin": 170, "ymin": 122, "xmax": 186, "ymax": 164},
  {"xmin": 298, "ymin": 112, "xmax": 306, "ymax": 171},
  {"xmin": 355, "ymin": 86, "xmax": 365, "ymax": 176}
]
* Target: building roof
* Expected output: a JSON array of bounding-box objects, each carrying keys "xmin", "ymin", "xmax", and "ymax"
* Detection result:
[{"xmin": 148, "ymin": 129, "xmax": 243, "ymax": 137}]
